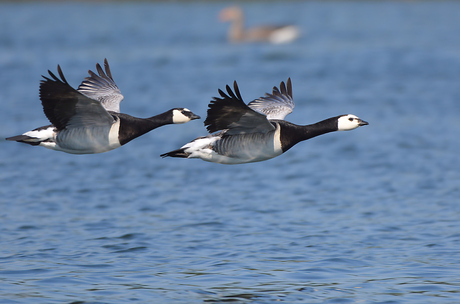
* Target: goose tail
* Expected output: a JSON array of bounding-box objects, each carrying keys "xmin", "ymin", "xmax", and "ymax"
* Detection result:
[
  {"xmin": 6, "ymin": 125, "xmax": 55, "ymax": 147},
  {"xmin": 160, "ymin": 148, "xmax": 190, "ymax": 158},
  {"xmin": 6, "ymin": 134, "xmax": 43, "ymax": 146}
]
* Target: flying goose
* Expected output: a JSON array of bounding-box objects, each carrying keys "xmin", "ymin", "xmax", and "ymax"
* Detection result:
[
  {"xmin": 161, "ymin": 78, "xmax": 368, "ymax": 164},
  {"xmin": 219, "ymin": 6, "xmax": 300, "ymax": 44},
  {"xmin": 6, "ymin": 60, "xmax": 200, "ymax": 154}
]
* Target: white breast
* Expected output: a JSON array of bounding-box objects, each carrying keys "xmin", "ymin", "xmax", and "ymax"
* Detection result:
[{"xmin": 272, "ymin": 122, "xmax": 283, "ymax": 154}]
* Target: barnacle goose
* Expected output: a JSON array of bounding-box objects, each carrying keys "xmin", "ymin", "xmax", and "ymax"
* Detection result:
[
  {"xmin": 161, "ymin": 78, "xmax": 367, "ymax": 164},
  {"xmin": 6, "ymin": 59, "xmax": 200, "ymax": 154}
]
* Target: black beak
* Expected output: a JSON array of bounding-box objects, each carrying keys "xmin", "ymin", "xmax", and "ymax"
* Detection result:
[
  {"xmin": 190, "ymin": 113, "xmax": 201, "ymax": 120},
  {"xmin": 359, "ymin": 119, "xmax": 369, "ymax": 126}
]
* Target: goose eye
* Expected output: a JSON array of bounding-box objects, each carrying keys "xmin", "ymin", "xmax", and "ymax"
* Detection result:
[{"xmin": 348, "ymin": 117, "xmax": 354, "ymax": 122}]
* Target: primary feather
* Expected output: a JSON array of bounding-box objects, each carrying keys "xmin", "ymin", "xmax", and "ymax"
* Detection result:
[
  {"xmin": 247, "ymin": 78, "xmax": 294, "ymax": 120},
  {"xmin": 77, "ymin": 58, "xmax": 124, "ymax": 113}
]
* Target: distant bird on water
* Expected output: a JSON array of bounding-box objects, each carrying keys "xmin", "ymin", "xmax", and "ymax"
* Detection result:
[
  {"xmin": 219, "ymin": 6, "xmax": 300, "ymax": 44},
  {"xmin": 161, "ymin": 78, "xmax": 368, "ymax": 164},
  {"xmin": 6, "ymin": 59, "xmax": 200, "ymax": 154}
]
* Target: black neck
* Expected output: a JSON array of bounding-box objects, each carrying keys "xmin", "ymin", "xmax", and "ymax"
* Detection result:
[
  {"xmin": 116, "ymin": 111, "xmax": 173, "ymax": 145},
  {"xmin": 279, "ymin": 117, "xmax": 339, "ymax": 152}
]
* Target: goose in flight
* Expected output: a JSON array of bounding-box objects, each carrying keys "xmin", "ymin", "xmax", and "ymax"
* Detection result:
[
  {"xmin": 219, "ymin": 6, "xmax": 300, "ymax": 44},
  {"xmin": 161, "ymin": 78, "xmax": 367, "ymax": 164},
  {"xmin": 6, "ymin": 60, "xmax": 200, "ymax": 154}
]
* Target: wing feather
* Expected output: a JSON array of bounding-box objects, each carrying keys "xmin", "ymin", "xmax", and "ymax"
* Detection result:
[
  {"xmin": 77, "ymin": 59, "xmax": 124, "ymax": 113},
  {"xmin": 247, "ymin": 78, "xmax": 294, "ymax": 120},
  {"xmin": 204, "ymin": 81, "xmax": 275, "ymax": 135},
  {"xmin": 40, "ymin": 65, "xmax": 115, "ymax": 131}
]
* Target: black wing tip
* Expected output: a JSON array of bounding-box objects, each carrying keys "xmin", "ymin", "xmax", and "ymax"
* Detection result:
[
  {"xmin": 86, "ymin": 69, "xmax": 98, "ymax": 78},
  {"xmin": 41, "ymin": 65, "xmax": 68, "ymax": 85},
  {"xmin": 95, "ymin": 62, "xmax": 104, "ymax": 75},
  {"xmin": 286, "ymin": 77, "xmax": 292, "ymax": 98},
  {"xmin": 232, "ymin": 80, "xmax": 243, "ymax": 100},
  {"xmin": 233, "ymin": 80, "xmax": 238, "ymax": 92},
  {"xmin": 213, "ymin": 81, "xmax": 238, "ymax": 103},
  {"xmin": 209, "ymin": 81, "xmax": 242, "ymax": 111},
  {"xmin": 103, "ymin": 58, "xmax": 113, "ymax": 80},
  {"xmin": 81, "ymin": 59, "xmax": 116, "ymax": 87},
  {"xmin": 226, "ymin": 84, "xmax": 235, "ymax": 99},
  {"xmin": 218, "ymin": 88, "xmax": 227, "ymax": 98},
  {"xmin": 275, "ymin": 78, "xmax": 292, "ymax": 98},
  {"xmin": 56, "ymin": 65, "xmax": 68, "ymax": 84},
  {"xmin": 86, "ymin": 59, "xmax": 113, "ymax": 80},
  {"xmin": 213, "ymin": 80, "xmax": 242, "ymax": 102}
]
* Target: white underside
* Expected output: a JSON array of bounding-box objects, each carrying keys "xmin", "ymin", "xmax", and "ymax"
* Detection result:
[
  {"xmin": 182, "ymin": 124, "xmax": 283, "ymax": 164},
  {"xmin": 25, "ymin": 120, "xmax": 122, "ymax": 154},
  {"xmin": 24, "ymin": 127, "xmax": 55, "ymax": 141},
  {"xmin": 269, "ymin": 26, "xmax": 300, "ymax": 44}
]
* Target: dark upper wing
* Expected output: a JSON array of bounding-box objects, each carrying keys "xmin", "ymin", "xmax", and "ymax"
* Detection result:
[
  {"xmin": 247, "ymin": 78, "xmax": 294, "ymax": 120},
  {"xmin": 40, "ymin": 65, "xmax": 116, "ymax": 131},
  {"xmin": 77, "ymin": 59, "xmax": 123, "ymax": 113},
  {"xmin": 204, "ymin": 81, "xmax": 275, "ymax": 135}
]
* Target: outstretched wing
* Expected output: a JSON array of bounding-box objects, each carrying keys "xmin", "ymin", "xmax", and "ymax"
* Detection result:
[
  {"xmin": 40, "ymin": 65, "xmax": 116, "ymax": 131},
  {"xmin": 77, "ymin": 59, "xmax": 124, "ymax": 113},
  {"xmin": 204, "ymin": 81, "xmax": 275, "ymax": 135},
  {"xmin": 247, "ymin": 78, "xmax": 294, "ymax": 120}
]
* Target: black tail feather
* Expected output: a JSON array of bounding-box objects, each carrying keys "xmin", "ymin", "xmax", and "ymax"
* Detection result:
[
  {"xmin": 6, "ymin": 135, "xmax": 41, "ymax": 146},
  {"xmin": 160, "ymin": 148, "xmax": 190, "ymax": 158}
]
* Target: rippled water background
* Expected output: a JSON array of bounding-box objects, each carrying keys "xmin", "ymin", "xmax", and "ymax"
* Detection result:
[{"xmin": 1, "ymin": 1, "xmax": 460, "ymax": 303}]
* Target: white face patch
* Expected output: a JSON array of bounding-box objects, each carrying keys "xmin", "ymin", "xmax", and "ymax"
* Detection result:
[
  {"xmin": 172, "ymin": 109, "xmax": 192, "ymax": 124},
  {"xmin": 337, "ymin": 114, "xmax": 367, "ymax": 131}
]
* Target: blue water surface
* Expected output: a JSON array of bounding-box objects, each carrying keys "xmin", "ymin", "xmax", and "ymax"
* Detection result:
[{"xmin": 1, "ymin": 1, "xmax": 460, "ymax": 303}]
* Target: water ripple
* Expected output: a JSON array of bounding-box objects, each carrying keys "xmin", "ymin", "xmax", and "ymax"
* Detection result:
[{"xmin": 1, "ymin": 1, "xmax": 460, "ymax": 303}]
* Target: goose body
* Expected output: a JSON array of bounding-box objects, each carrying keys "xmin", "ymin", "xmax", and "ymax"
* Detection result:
[
  {"xmin": 161, "ymin": 79, "xmax": 368, "ymax": 164},
  {"xmin": 6, "ymin": 60, "xmax": 200, "ymax": 154},
  {"xmin": 219, "ymin": 6, "xmax": 300, "ymax": 44}
]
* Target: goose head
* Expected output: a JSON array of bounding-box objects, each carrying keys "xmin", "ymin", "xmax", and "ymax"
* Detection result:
[
  {"xmin": 337, "ymin": 114, "xmax": 369, "ymax": 131},
  {"xmin": 219, "ymin": 6, "xmax": 243, "ymax": 22},
  {"xmin": 172, "ymin": 108, "xmax": 201, "ymax": 124}
]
